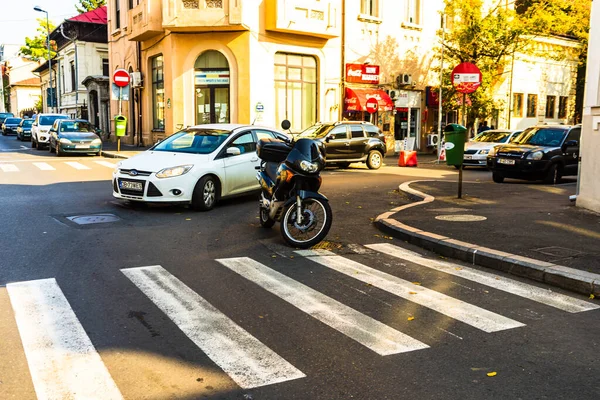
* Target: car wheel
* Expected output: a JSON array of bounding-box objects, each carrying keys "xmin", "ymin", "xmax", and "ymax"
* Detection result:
[
  {"xmin": 49, "ymin": 141, "xmax": 54, "ymax": 153},
  {"xmin": 56, "ymin": 144, "xmax": 63, "ymax": 157},
  {"xmin": 337, "ymin": 162, "xmax": 351, "ymax": 169},
  {"xmin": 544, "ymin": 163, "xmax": 562, "ymax": 185},
  {"xmin": 191, "ymin": 175, "xmax": 218, "ymax": 211},
  {"xmin": 366, "ymin": 150, "xmax": 383, "ymax": 170},
  {"xmin": 31, "ymin": 138, "xmax": 36, "ymax": 148},
  {"xmin": 492, "ymin": 172, "xmax": 505, "ymax": 183}
]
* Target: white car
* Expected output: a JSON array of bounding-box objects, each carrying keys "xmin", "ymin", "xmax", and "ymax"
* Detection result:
[
  {"xmin": 31, "ymin": 113, "xmax": 69, "ymax": 149},
  {"xmin": 112, "ymin": 124, "xmax": 288, "ymax": 210},
  {"xmin": 463, "ymin": 129, "xmax": 522, "ymax": 167}
]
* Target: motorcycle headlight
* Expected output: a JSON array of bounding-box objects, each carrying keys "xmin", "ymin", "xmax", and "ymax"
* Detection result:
[
  {"xmin": 91, "ymin": 138, "xmax": 102, "ymax": 145},
  {"xmin": 526, "ymin": 151, "xmax": 543, "ymax": 161},
  {"xmin": 299, "ymin": 160, "xmax": 319, "ymax": 173},
  {"xmin": 155, "ymin": 164, "xmax": 193, "ymax": 178},
  {"xmin": 59, "ymin": 138, "xmax": 72, "ymax": 144},
  {"xmin": 477, "ymin": 149, "xmax": 489, "ymax": 155}
]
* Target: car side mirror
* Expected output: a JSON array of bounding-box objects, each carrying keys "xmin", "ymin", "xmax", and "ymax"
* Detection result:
[
  {"xmin": 325, "ymin": 134, "xmax": 332, "ymax": 143},
  {"xmin": 226, "ymin": 147, "xmax": 241, "ymax": 156}
]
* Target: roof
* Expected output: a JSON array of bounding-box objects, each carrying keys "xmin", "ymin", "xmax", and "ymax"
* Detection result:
[
  {"xmin": 9, "ymin": 77, "xmax": 41, "ymax": 87},
  {"xmin": 68, "ymin": 6, "xmax": 107, "ymax": 24}
]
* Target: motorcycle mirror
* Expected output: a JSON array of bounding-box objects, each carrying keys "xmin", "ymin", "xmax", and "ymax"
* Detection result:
[{"xmin": 281, "ymin": 120, "xmax": 291, "ymax": 131}]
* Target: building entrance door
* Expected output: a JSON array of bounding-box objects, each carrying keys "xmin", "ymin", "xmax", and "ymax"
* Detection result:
[{"xmin": 195, "ymin": 86, "xmax": 230, "ymax": 124}]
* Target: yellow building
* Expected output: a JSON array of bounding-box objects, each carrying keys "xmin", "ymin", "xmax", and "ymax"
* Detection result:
[{"xmin": 108, "ymin": 0, "xmax": 341, "ymax": 145}]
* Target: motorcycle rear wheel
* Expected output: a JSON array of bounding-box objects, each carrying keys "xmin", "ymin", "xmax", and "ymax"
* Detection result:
[{"xmin": 281, "ymin": 197, "xmax": 332, "ymax": 249}]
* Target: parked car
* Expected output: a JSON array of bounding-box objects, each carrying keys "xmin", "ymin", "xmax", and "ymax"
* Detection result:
[
  {"xmin": 16, "ymin": 119, "xmax": 34, "ymax": 141},
  {"xmin": 1, "ymin": 117, "xmax": 23, "ymax": 136},
  {"xmin": 48, "ymin": 119, "xmax": 103, "ymax": 156},
  {"xmin": 487, "ymin": 124, "xmax": 581, "ymax": 184},
  {"xmin": 463, "ymin": 129, "xmax": 522, "ymax": 167},
  {"xmin": 31, "ymin": 113, "xmax": 69, "ymax": 149},
  {"xmin": 297, "ymin": 121, "xmax": 387, "ymax": 169},
  {"xmin": 113, "ymin": 124, "xmax": 286, "ymax": 210},
  {"xmin": 0, "ymin": 112, "xmax": 14, "ymax": 126}
]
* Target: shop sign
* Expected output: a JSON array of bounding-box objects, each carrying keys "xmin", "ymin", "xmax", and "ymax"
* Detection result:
[
  {"xmin": 394, "ymin": 90, "xmax": 421, "ymax": 108},
  {"xmin": 195, "ymin": 71, "xmax": 230, "ymax": 85},
  {"xmin": 345, "ymin": 64, "xmax": 380, "ymax": 84}
]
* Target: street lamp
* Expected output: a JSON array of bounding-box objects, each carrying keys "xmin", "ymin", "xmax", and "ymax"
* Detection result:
[{"xmin": 34, "ymin": 5, "xmax": 53, "ymax": 112}]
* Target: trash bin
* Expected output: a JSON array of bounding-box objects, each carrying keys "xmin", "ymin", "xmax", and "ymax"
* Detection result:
[
  {"xmin": 443, "ymin": 124, "xmax": 467, "ymax": 166},
  {"xmin": 114, "ymin": 115, "xmax": 127, "ymax": 137}
]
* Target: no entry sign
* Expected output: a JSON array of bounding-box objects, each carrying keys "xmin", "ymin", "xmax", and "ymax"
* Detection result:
[
  {"xmin": 452, "ymin": 63, "xmax": 482, "ymax": 94},
  {"xmin": 113, "ymin": 69, "xmax": 131, "ymax": 87},
  {"xmin": 365, "ymin": 97, "xmax": 379, "ymax": 114}
]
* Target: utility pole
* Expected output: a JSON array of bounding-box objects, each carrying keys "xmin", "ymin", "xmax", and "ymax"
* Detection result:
[
  {"xmin": 60, "ymin": 24, "xmax": 78, "ymax": 118},
  {"xmin": 34, "ymin": 6, "xmax": 54, "ymax": 113},
  {"xmin": 437, "ymin": 13, "xmax": 446, "ymax": 161}
]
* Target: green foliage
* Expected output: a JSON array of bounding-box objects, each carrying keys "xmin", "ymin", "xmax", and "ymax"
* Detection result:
[
  {"xmin": 19, "ymin": 18, "xmax": 56, "ymax": 61},
  {"xmin": 34, "ymin": 96, "xmax": 43, "ymax": 113},
  {"xmin": 75, "ymin": 0, "xmax": 107, "ymax": 14}
]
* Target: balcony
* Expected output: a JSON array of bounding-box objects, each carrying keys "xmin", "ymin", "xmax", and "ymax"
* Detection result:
[
  {"xmin": 128, "ymin": 0, "xmax": 164, "ymax": 41},
  {"xmin": 265, "ymin": 0, "xmax": 340, "ymax": 39},
  {"xmin": 162, "ymin": 0, "xmax": 246, "ymax": 32}
]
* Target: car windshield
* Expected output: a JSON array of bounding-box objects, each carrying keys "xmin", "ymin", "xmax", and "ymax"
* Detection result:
[
  {"xmin": 473, "ymin": 131, "xmax": 510, "ymax": 143},
  {"xmin": 298, "ymin": 124, "xmax": 335, "ymax": 139},
  {"xmin": 5, "ymin": 118, "xmax": 21, "ymax": 124},
  {"xmin": 39, "ymin": 115, "xmax": 68, "ymax": 125},
  {"xmin": 60, "ymin": 121, "xmax": 93, "ymax": 132},
  {"xmin": 22, "ymin": 120, "xmax": 33, "ymax": 127},
  {"xmin": 512, "ymin": 127, "xmax": 567, "ymax": 147},
  {"xmin": 153, "ymin": 128, "xmax": 232, "ymax": 154}
]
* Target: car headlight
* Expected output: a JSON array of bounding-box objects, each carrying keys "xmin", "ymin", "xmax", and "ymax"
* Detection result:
[
  {"xmin": 91, "ymin": 138, "xmax": 102, "ymax": 145},
  {"xmin": 59, "ymin": 138, "xmax": 72, "ymax": 144},
  {"xmin": 477, "ymin": 149, "xmax": 489, "ymax": 155},
  {"xmin": 155, "ymin": 164, "xmax": 193, "ymax": 178},
  {"xmin": 526, "ymin": 151, "xmax": 543, "ymax": 161},
  {"xmin": 299, "ymin": 160, "xmax": 319, "ymax": 173},
  {"xmin": 40, "ymin": 129, "xmax": 48, "ymax": 133}
]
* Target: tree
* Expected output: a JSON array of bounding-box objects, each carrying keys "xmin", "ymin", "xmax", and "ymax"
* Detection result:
[
  {"xmin": 76, "ymin": 0, "xmax": 107, "ymax": 14},
  {"xmin": 19, "ymin": 18, "xmax": 56, "ymax": 61}
]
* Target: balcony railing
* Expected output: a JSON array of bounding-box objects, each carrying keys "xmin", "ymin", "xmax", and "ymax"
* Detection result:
[
  {"xmin": 265, "ymin": 0, "xmax": 340, "ymax": 39},
  {"xmin": 162, "ymin": 0, "xmax": 245, "ymax": 32},
  {"xmin": 128, "ymin": 0, "xmax": 164, "ymax": 41}
]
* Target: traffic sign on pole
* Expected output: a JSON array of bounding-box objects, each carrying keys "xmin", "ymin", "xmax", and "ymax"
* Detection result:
[
  {"xmin": 451, "ymin": 62, "xmax": 482, "ymax": 94},
  {"xmin": 365, "ymin": 97, "xmax": 379, "ymax": 114},
  {"xmin": 113, "ymin": 69, "xmax": 131, "ymax": 87}
]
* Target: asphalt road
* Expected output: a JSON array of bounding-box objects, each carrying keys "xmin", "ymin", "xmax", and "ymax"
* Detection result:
[{"xmin": 1, "ymin": 133, "xmax": 599, "ymax": 400}]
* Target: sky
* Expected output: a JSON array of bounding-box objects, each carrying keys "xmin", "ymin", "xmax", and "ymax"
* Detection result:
[{"xmin": 0, "ymin": 0, "xmax": 81, "ymax": 52}]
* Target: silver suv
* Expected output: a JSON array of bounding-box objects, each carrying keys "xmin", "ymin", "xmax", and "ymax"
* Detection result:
[{"xmin": 31, "ymin": 113, "xmax": 69, "ymax": 149}]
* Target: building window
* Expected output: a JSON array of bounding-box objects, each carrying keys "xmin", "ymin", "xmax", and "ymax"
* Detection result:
[
  {"xmin": 70, "ymin": 61, "xmax": 76, "ymax": 92},
  {"xmin": 512, "ymin": 93, "xmax": 523, "ymax": 117},
  {"xmin": 558, "ymin": 96, "xmax": 568, "ymax": 119},
  {"xmin": 151, "ymin": 55, "xmax": 165, "ymax": 130},
  {"xmin": 361, "ymin": 0, "xmax": 379, "ymax": 17},
  {"xmin": 115, "ymin": 0, "xmax": 121, "ymax": 29},
  {"xmin": 545, "ymin": 96, "xmax": 556, "ymax": 119},
  {"xmin": 405, "ymin": 0, "xmax": 420, "ymax": 24},
  {"xmin": 274, "ymin": 53, "xmax": 317, "ymax": 132},
  {"xmin": 102, "ymin": 59, "xmax": 109, "ymax": 77},
  {"xmin": 526, "ymin": 94, "xmax": 537, "ymax": 118}
]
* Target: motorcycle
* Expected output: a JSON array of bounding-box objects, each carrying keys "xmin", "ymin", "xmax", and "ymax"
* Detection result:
[{"xmin": 256, "ymin": 120, "xmax": 332, "ymax": 248}]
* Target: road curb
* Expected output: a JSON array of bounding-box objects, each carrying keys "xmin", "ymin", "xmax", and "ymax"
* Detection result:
[
  {"xmin": 101, "ymin": 151, "xmax": 130, "ymax": 159},
  {"xmin": 375, "ymin": 180, "xmax": 600, "ymax": 297}
]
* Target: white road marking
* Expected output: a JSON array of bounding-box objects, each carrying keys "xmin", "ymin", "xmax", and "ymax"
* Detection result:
[
  {"xmin": 64, "ymin": 161, "xmax": 91, "ymax": 170},
  {"xmin": 366, "ymin": 243, "xmax": 600, "ymax": 313},
  {"xmin": 33, "ymin": 162, "xmax": 55, "ymax": 171},
  {"xmin": 297, "ymin": 250, "xmax": 525, "ymax": 333},
  {"xmin": 94, "ymin": 160, "xmax": 117, "ymax": 168},
  {"xmin": 6, "ymin": 278, "xmax": 123, "ymax": 400},
  {"xmin": 0, "ymin": 163, "xmax": 19, "ymax": 172},
  {"xmin": 217, "ymin": 257, "xmax": 429, "ymax": 355},
  {"xmin": 122, "ymin": 265, "xmax": 305, "ymax": 389}
]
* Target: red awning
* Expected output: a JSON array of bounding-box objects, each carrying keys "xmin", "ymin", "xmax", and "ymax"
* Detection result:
[{"xmin": 344, "ymin": 87, "xmax": 393, "ymax": 112}]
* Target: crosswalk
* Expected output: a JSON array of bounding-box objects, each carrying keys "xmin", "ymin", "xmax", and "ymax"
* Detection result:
[
  {"xmin": 5, "ymin": 243, "xmax": 599, "ymax": 398},
  {"xmin": 0, "ymin": 159, "xmax": 117, "ymax": 173}
]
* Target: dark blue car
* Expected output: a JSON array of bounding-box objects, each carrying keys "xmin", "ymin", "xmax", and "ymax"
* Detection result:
[
  {"xmin": 2, "ymin": 117, "xmax": 22, "ymax": 136},
  {"xmin": 16, "ymin": 119, "xmax": 34, "ymax": 141}
]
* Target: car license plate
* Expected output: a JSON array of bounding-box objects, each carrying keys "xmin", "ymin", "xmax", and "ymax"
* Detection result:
[
  {"xmin": 464, "ymin": 155, "xmax": 472, "ymax": 160},
  {"xmin": 498, "ymin": 158, "xmax": 515, "ymax": 165},
  {"xmin": 120, "ymin": 180, "xmax": 143, "ymax": 191},
  {"xmin": 75, "ymin": 144, "xmax": 89, "ymax": 149}
]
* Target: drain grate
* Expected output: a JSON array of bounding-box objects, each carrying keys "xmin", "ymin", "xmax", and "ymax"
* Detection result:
[
  {"xmin": 435, "ymin": 214, "xmax": 487, "ymax": 222},
  {"xmin": 66, "ymin": 213, "xmax": 121, "ymax": 225}
]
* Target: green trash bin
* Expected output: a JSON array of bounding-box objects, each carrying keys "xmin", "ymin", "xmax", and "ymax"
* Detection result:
[
  {"xmin": 114, "ymin": 115, "xmax": 127, "ymax": 137},
  {"xmin": 444, "ymin": 124, "xmax": 467, "ymax": 166}
]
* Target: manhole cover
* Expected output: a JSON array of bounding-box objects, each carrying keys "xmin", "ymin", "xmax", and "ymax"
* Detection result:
[
  {"xmin": 66, "ymin": 213, "xmax": 121, "ymax": 225},
  {"xmin": 533, "ymin": 246, "xmax": 584, "ymax": 258},
  {"xmin": 428, "ymin": 207, "xmax": 471, "ymax": 213},
  {"xmin": 435, "ymin": 214, "xmax": 487, "ymax": 222}
]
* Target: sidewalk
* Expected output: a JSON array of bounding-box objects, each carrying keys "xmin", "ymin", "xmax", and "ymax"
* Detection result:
[
  {"xmin": 376, "ymin": 179, "xmax": 600, "ymax": 296},
  {"xmin": 101, "ymin": 139, "xmax": 150, "ymax": 159}
]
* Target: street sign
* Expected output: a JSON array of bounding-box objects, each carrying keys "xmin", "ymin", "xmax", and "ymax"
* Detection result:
[
  {"xmin": 365, "ymin": 97, "xmax": 379, "ymax": 114},
  {"xmin": 255, "ymin": 102, "xmax": 264, "ymax": 112},
  {"xmin": 111, "ymin": 83, "xmax": 130, "ymax": 101},
  {"xmin": 113, "ymin": 69, "xmax": 131, "ymax": 87},
  {"xmin": 451, "ymin": 63, "xmax": 482, "ymax": 94}
]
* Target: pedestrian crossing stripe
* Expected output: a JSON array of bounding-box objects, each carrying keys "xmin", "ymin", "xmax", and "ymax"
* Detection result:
[
  {"xmin": 365, "ymin": 243, "xmax": 600, "ymax": 313},
  {"xmin": 32, "ymin": 162, "xmax": 55, "ymax": 171},
  {"xmin": 121, "ymin": 265, "xmax": 305, "ymax": 389},
  {"xmin": 296, "ymin": 249, "xmax": 526, "ymax": 333},
  {"xmin": 0, "ymin": 164, "xmax": 18, "ymax": 172},
  {"xmin": 64, "ymin": 161, "xmax": 91, "ymax": 170},
  {"xmin": 94, "ymin": 160, "xmax": 118, "ymax": 168},
  {"xmin": 217, "ymin": 257, "xmax": 430, "ymax": 355},
  {"xmin": 0, "ymin": 160, "xmax": 116, "ymax": 172}
]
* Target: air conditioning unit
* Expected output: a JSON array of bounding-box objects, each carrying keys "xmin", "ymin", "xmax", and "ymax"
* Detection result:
[
  {"xmin": 427, "ymin": 133, "xmax": 440, "ymax": 147},
  {"xmin": 389, "ymin": 90, "xmax": 398, "ymax": 100},
  {"xmin": 395, "ymin": 73, "xmax": 412, "ymax": 88},
  {"xmin": 131, "ymin": 71, "xmax": 143, "ymax": 88}
]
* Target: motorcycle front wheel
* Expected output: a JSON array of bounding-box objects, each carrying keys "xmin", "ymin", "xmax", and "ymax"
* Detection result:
[
  {"xmin": 259, "ymin": 206, "xmax": 276, "ymax": 228},
  {"xmin": 281, "ymin": 197, "xmax": 332, "ymax": 249}
]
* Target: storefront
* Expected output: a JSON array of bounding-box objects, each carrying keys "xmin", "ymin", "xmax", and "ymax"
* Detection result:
[{"xmin": 194, "ymin": 50, "xmax": 230, "ymax": 124}]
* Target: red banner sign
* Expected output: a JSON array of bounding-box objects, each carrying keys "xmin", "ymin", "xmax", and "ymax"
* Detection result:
[{"xmin": 345, "ymin": 64, "xmax": 380, "ymax": 84}]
